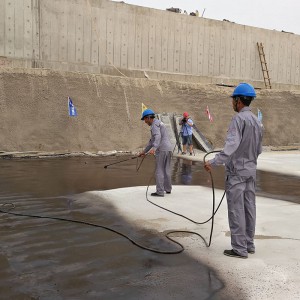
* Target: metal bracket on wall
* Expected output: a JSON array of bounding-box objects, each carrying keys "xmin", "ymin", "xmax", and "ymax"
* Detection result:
[{"xmin": 257, "ymin": 42, "xmax": 272, "ymax": 89}]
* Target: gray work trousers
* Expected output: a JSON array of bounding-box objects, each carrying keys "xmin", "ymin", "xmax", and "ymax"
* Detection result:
[
  {"xmin": 155, "ymin": 151, "xmax": 172, "ymax": 195},
  {"xmin": 225, "ymin": 175, "xmax": 256, "ymax": 257}
]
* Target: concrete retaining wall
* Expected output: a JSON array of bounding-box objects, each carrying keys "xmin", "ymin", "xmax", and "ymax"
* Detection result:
[
  {"xmin": 0, "ymin": 68, "xmax": 299, "ymax": 152},
  {"xmin": 0, "ymin": 0, "xmax": 300, "ymax": 87}
]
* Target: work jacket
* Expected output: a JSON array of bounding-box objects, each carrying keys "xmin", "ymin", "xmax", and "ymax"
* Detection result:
[
  {"xmin": 144, "ymin": 119, "xmax": 172, "ymax": 153},
  {"xmin": 210, "ymin": 107, "xmax": 263, "ymax": 177}
]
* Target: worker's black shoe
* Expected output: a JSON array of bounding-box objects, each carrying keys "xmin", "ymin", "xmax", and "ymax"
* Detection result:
[
  {"xmin": 181, "ymin": 152, "xmax": 186, "ymax": 155},
  {"xmin": 189, "ymin": 152, "xmax": 193, "ymax": 156},
  {"xmin": 223, "ymin": 249, "xmax": 247, "ymax": 259},
  {"xmin": 151, "ymin": 192, "xmax": 164, "ymax": 197},
  {"xmin": 248, "ymin": 249, "xmax": 255, "ymax": 254},
  {"xmin": 166, "ymin": 191, "xmax": 171, "ymax": 194}
]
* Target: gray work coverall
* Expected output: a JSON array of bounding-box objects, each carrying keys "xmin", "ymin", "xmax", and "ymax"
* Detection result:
[
  {"xmin": 144, "ymin": 119, "xmax": 173, "ymax": 196},
  {"xmin": 210, "ymin": 107, "xmax": 263, "ymax": 256}
]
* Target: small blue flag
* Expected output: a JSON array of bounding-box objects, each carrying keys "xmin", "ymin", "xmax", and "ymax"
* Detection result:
[
  {"xmin": 257, "ymin": 109, "xmax": 262, "ymax": 123},
  {"xmin": 68, "ymin": 97, "xmax": 77, "ymax": 117}
]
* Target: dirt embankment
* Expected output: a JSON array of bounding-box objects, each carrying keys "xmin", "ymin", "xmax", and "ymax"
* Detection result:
[{"xmin": 0, "ymin": 68, "xmax": 299, "ymax": 153}]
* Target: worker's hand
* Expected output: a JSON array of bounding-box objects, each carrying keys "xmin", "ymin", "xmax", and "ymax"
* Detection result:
[
  {"xmin": 138, "ymin": 152, "xmax": 146, "ymax": 157},
  {"xmin": 148, "ymin": 148, "xmax": 156, "ymax": 155},
  {"xmin": 204, "ymin": 161, "xmax": 212, "ymax": 172}
]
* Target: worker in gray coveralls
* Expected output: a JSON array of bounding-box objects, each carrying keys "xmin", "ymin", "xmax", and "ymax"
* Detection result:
[
  {"xmin": 204, "ymin": 83, "xmax": 263, "ymax": 259},
  {"xmin": 139, "ymin": 109, "xmax": 173, "ymax": 197}
]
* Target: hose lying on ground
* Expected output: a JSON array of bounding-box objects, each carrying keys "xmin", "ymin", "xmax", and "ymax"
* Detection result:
[{"xmin": 0, "ymin": 151, "xmax": 224, "ymax": 254}]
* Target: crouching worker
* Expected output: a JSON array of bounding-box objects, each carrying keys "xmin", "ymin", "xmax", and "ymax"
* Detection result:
[
  {"xmin": 139, "ymin": 109, "xmax": 172, "ymax": 197},
  {"xmin": 204, "ymin": 83, "xmax": 263, "ymax": 259}
]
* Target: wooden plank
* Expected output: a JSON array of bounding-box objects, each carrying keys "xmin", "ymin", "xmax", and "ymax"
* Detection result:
[
  {"xmin": 192, "ymin": 123, "xmax": 213, "ymax": 153},
  {"xmin": 157, "ymin": 114, "xmax": 177, "ymax": 150}
]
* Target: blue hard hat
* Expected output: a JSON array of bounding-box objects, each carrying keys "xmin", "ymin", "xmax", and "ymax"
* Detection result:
[
  {"xmin": 141, "ymin": 109, "xmax": 155, "ymax": 120},
  {"xmin": 232, "ymin": 83, "xmax": 256, "ymax": 98}
]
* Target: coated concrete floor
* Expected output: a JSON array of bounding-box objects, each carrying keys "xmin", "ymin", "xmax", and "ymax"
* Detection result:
[
  {"xmin": 0, "ymin": 151, "xmax": 299, "ymax": 299},
  {"xmin": 76, "ymin": 185, "xmax": 300, "ymax": 300}
]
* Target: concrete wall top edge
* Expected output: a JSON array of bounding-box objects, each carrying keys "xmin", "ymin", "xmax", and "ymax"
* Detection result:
[{"xmin": 107, "ymin": 0, "xmax": 299, "ymax": 38}]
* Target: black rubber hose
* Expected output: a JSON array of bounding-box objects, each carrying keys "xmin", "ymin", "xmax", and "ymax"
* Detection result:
[
  {"xmin": 0, "ymin": 205, "xmax": 183, "ymax": 254},
  {"xmin": 0, "ymin": 151, "xmax": 224, "ymax": 254}
]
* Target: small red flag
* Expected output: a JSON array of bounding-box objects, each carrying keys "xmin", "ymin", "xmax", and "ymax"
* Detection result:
[{"xmin": 205, "ymin": 106, "xmax": 213, "ymax": 122}]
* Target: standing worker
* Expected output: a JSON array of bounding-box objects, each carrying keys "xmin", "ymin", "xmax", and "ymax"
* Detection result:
[
  {"xmin": 204, "ymin": 83, "xmax": 263, "ymax": 259},
  {"xmin": 179, "ymin": 112, "xmax": 194, "ymax": 155},
  {"xmin": 139, "ymin": 109, "xmax": 173, "ymax": 197}
]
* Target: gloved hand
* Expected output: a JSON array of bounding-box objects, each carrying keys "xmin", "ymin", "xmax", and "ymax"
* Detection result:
[
  {"xmin": 138, "ymin": 152, "xmax": 146, "ymax": 157},
  {"xmin": 148, "ymin": 148, "xmax": 156, "ymax": 155},
  {"xmin": 204, "ymin": 161, "xmax": 212, "ymax": 172}
]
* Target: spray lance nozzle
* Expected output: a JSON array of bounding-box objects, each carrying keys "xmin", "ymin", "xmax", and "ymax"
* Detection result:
[{"xmin": 103, "ymin": 156, "xmax": 138, "ymax": 169}]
